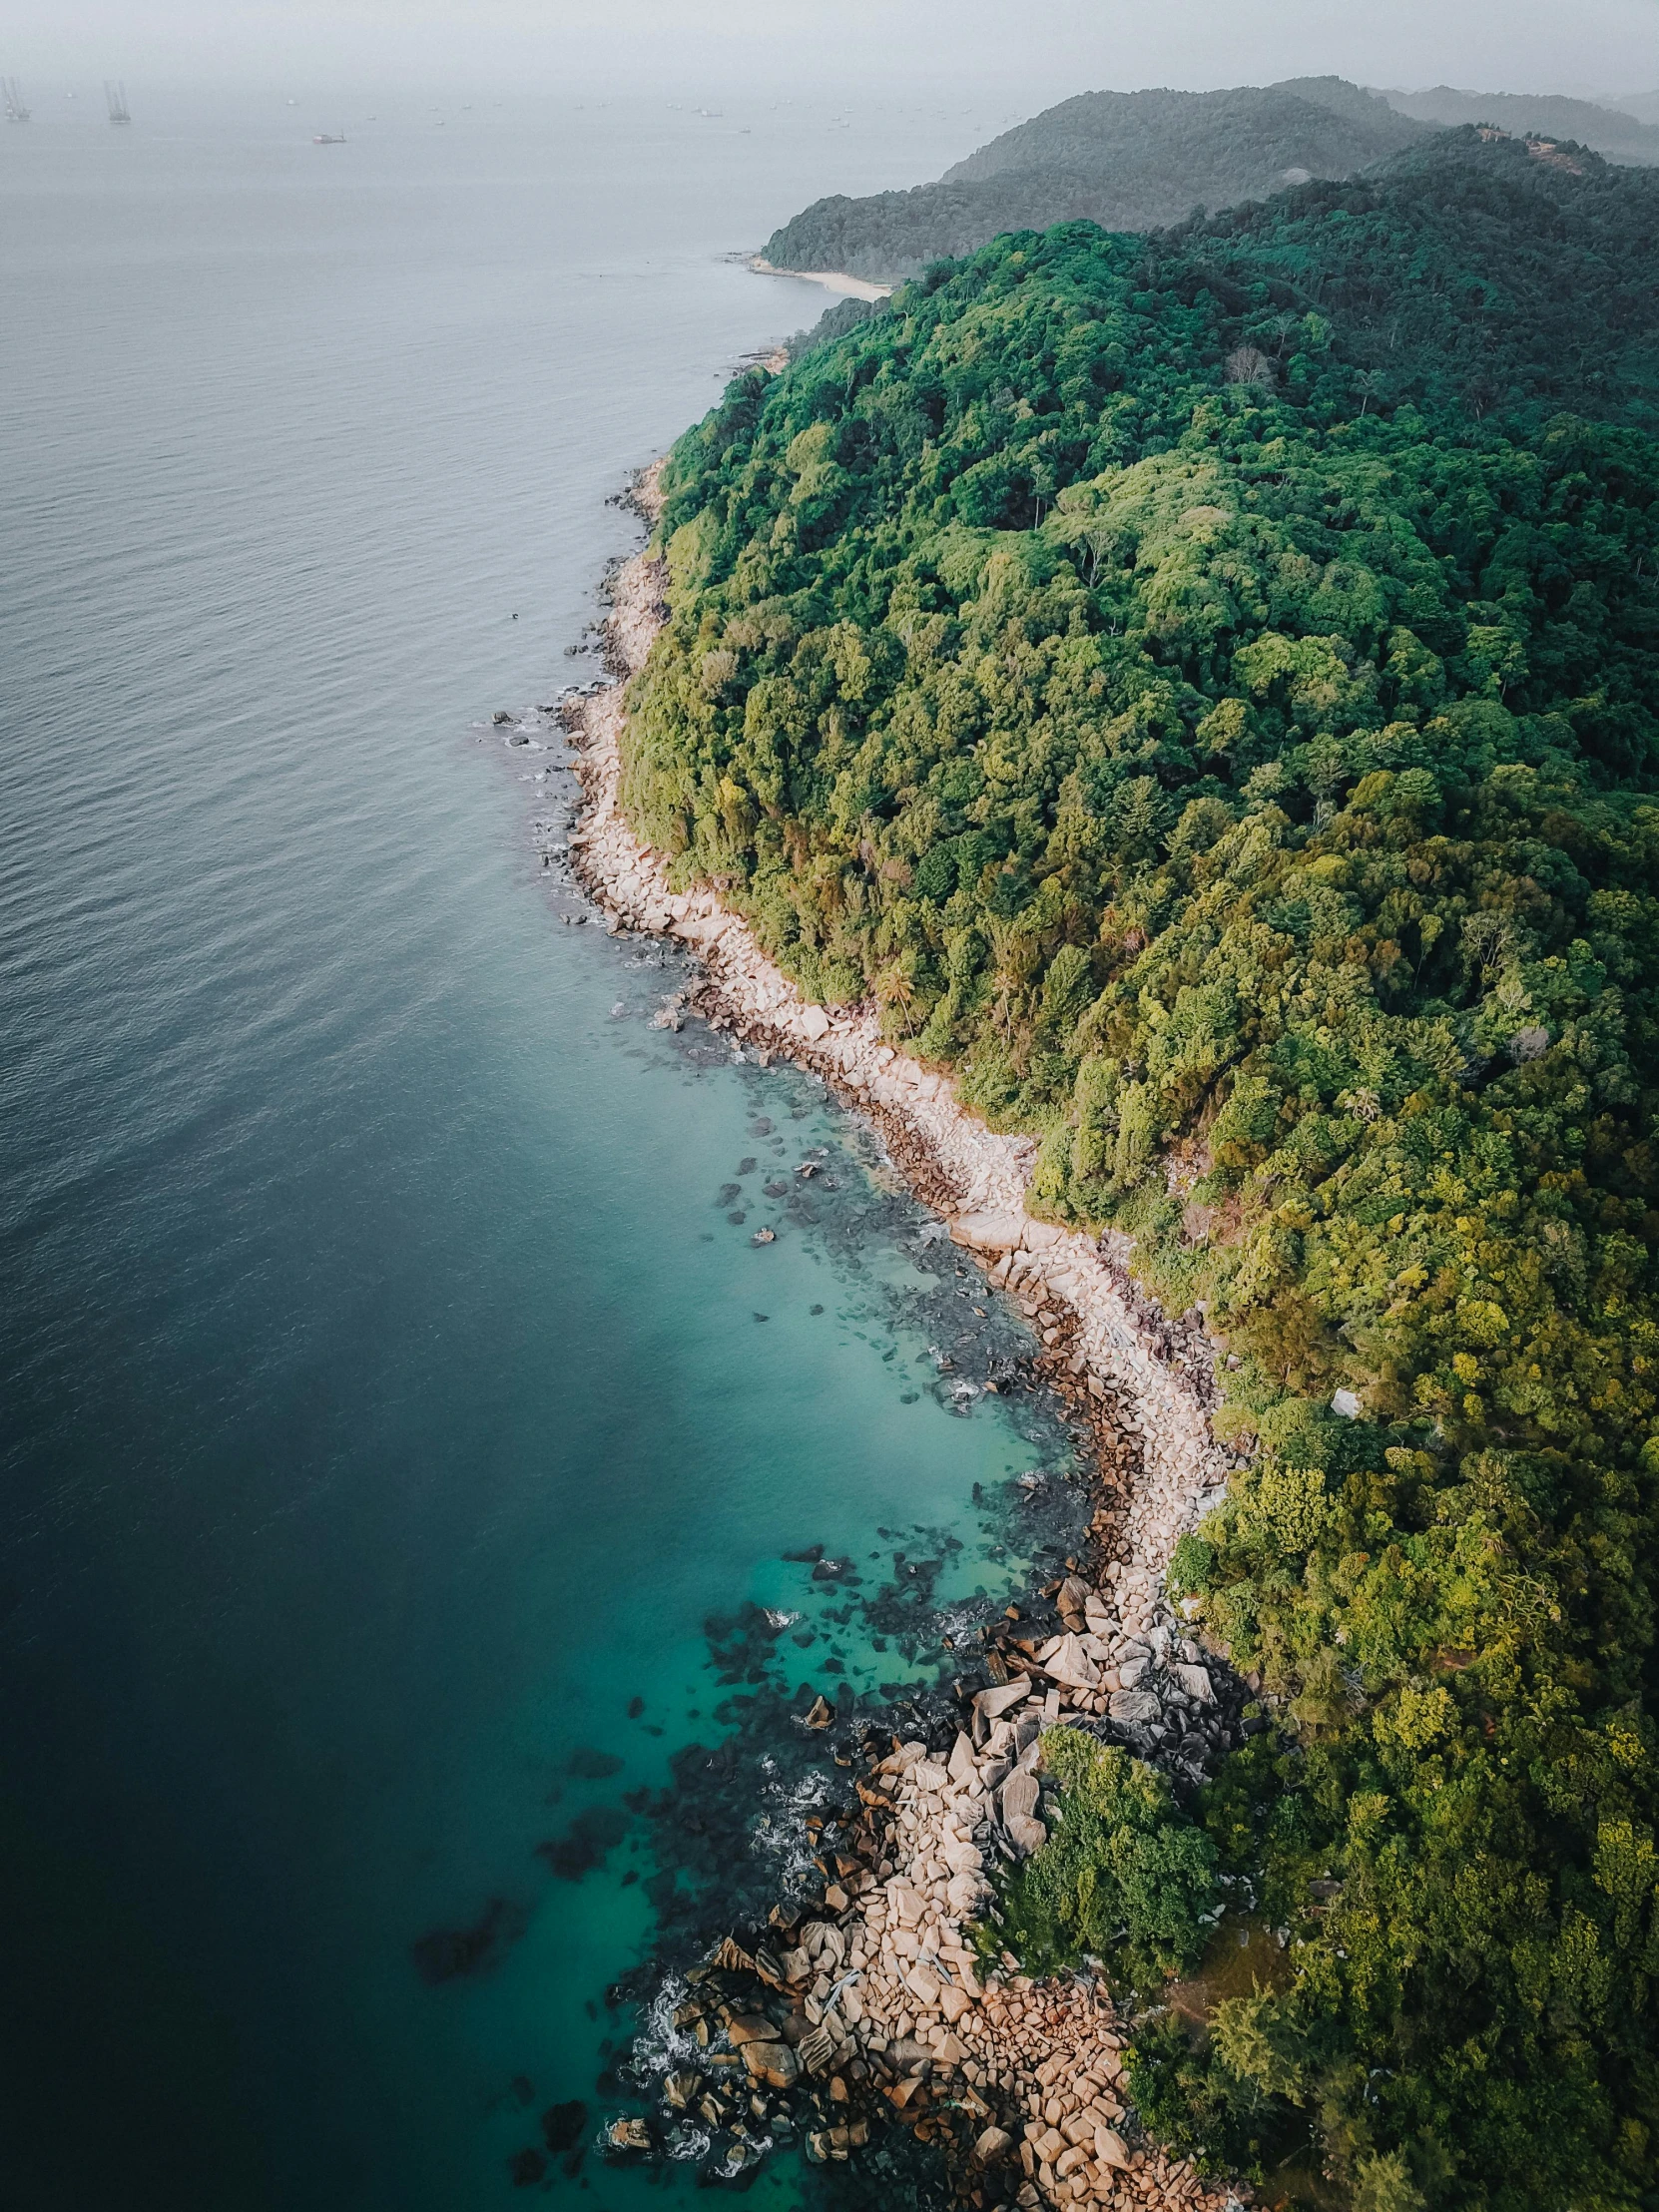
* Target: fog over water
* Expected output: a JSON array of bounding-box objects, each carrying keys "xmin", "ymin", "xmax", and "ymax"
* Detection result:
[{"xmin": 8, "ymin": 0, "xmax": 1659, "ymax": 109}]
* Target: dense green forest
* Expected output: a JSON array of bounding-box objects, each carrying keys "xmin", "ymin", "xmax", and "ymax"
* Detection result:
[
  {"xmin": 629, "ymin": 130, "xmax": 1659, "ymax": 2209},
  {"xmin": 762, "ymin": 79, "xmax": 1426, "ymax": 283}
]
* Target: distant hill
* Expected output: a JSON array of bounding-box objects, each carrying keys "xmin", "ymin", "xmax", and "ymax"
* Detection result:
[
  {"xmin": 1609, "ymin": 88, "xmax": 1659, "ymax": 127},
  {"xmin": 761, "ymin": 78, "xmax": 1427, "ymax": 282},
  {"xmin": 1379, "ymin": 84, "xmax": 1659, "ymax": 163},
  {"xmin": 1182, "ymin": 126, "xmax": 1659, "ymax": 429}
]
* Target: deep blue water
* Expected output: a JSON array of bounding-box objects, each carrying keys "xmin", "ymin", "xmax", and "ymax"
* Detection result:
[{"xmin": 0, "ymin": 89, "xmax": 1077, "ymax": 2211}]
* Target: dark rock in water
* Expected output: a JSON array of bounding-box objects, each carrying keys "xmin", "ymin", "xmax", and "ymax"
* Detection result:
[
  {"xmin": 568, "ymin": 1746, "xmax": 625, "ymax": 1780},
  {"xmin": 541, "ymin": 2100, "xmax": 587, "ymax": 2153},
  {"xmin": 509, "ymin": 2073, "xmax": 534, "ymax": 2108},
  {"xmin": 535, "ymin": 1804, "xmax": 629, "ymax": 1880},
  {"xmin": 736, "ymin": 1157, "xmax": 758, "ymax": 1175},
  {"xmin": 627, "ymin": 1696, "xmax": 646, "ymax": 1719},
  {"xmin": 508, "ymin": 2147, "xmax": 546, "ymax": 2186},
  {"xmin": 782, "ymin": 1544, "xmax": 824, "ymax": 1564},
  {"xmin": 410, "ymin": 1895, "xmax": 529, "ymax": 1984},
  {"xmin": 492, "ymin": 709, "xmax": 516, "ymax": 725}
]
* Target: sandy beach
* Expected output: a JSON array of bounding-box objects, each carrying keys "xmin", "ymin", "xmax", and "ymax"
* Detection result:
[{"xmin": 751, "ymin": 256, "xmax": 894, "ymax": 301}]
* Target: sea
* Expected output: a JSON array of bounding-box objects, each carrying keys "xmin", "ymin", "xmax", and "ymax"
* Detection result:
[{"xmin": 0, "ymin": 86, "xmax": 1084, "ymax": 2212}]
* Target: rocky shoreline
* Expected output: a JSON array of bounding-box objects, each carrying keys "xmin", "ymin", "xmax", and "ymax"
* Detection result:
[{"xmin": 557, "ymin": 465, "xmax": 1252, "ymax": 2211}]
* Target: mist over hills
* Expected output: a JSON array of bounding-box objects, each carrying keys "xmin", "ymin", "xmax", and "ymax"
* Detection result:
[
  {"xmin": 762, "ymin": 79, "xmax": 1426, "ymax": 282},
  {"xmin": 761, "ymin": 73, "xmax": 1659, "ymax": 285},
  {"xmin": 1383, "ymin": 83, "xmax": 1659, "ymax": 162}
]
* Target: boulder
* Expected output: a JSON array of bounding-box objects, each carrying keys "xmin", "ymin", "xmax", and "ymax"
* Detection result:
[
  {"xmin": 1006, "ymin": 1812, "xmax": 1048, "ymax": 1856},
  {"xmin": 1094, "ymin": 2126, "xmax": 1130, "ymax": 2169},
  {"xmin": 912, "ymin": 1760, "xmax": 950, "ymax": 1792},
  {"xmin": 800, "ymin": 1005, "xmax": 831, "ymax": 1041},
  {"xmin": 743, "ymin": 2040, "xmax": 801, "ymax": 2089},
  {"xmin": 938, "ymin": 1982, "xmax": 972, "ymax": 2023},
  {"xmin": 1173, "ymin": 1663, "xmax": 1215, "ymax": 1704},
  {"xmin": 886, "ymin": 1881, "xmax": 924, "ymax": 1928},
  {"xmin": 974, "ymin": 2125, "xmax": 1015, "ymax": 2164},
  {"xmin": 608, "ymin": 2117, "xmax": 652, "ymax": 2152},
  {"xmin": 1044, "ymin": 1633, "xmax": 1101, "ymax": 1690},
  {"xmin": 664, "ymin": 2069, "xmax": 701, "ymax": 2109},
  {"xmin": 1000, "ymin": 1769, "xmax": 1040, "ymax": 1825},
  {"xmin": 904, "ymin": 1961, "xmax": 942, "ymax": 2008},
  {"xmin": 947, "ymin": 1732, "xmax": 978, "ymax": 1786},
  {"xmin": 1109, "ymin": 1687, "xmax": 1162, "ymax": 1725},
  {"xmin": 950, "ymin": 1211, "xmax": 1027, "ymax": 1253},
  {"xmin": 974, "ymin": 1680, "xmax": 1030, "ymax": 1722},
  {"xmin": 725, "ymin": 2012, "xmax": 776, "ymax": 2045}
]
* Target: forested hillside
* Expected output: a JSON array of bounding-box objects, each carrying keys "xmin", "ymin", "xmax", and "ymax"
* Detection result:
[
  {"xmin": 762, "ymin": 79, "xmax": 1425, "ymax": 283},
  {"xmin": 1382, "ymin": 85, "xmax": 1659, "ymax": 165},
  {"xmin": 630, "ymin": 131, "xmax": 1659, "ymax": 2209}
]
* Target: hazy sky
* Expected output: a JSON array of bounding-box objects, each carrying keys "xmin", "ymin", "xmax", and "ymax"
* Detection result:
[{"xmin": 10, "ymin": 0, "xmax": 1659, "ymax": 103}]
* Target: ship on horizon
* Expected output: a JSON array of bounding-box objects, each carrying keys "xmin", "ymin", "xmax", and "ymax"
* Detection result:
[
  {"xmin": 4, "ymin": 78, "xmax": 30, "ymax": 122},
  {"xmin": 105, "ymin": 80, "xmax": 131, "ymax": 124},
  {"xmin": 313, "ymin": 127, "xmax": 346, "ymax": 144}
]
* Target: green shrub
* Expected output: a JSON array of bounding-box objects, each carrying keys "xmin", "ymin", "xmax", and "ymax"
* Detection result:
[{"xmin": 987, "ymin": 1732, "xmax": 1220, "ymax": 1987}]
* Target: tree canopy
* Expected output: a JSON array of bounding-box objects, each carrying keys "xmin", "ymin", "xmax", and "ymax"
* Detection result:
[
  {"xmin": 762, "ymin": 78, "xmax": 1426, "ymax": 284},
  {"xmin": 629, "ymin": 131, "xmax": 1659, "ymax": 2208}
]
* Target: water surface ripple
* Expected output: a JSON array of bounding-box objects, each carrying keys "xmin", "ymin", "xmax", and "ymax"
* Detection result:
[{"xmin": 1, "ymin": 91, "xmax": 1072, "ymax": 2211}]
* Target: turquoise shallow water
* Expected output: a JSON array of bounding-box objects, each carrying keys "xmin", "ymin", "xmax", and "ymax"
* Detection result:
[{"xmin": 0, "ymin": 90, "xmax": 1081, "ymax": 2211}]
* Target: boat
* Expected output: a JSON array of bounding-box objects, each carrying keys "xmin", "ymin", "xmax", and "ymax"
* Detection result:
[
  {"xmin": 312, "ymin": 128, "xmax": 346, "ymax": 144},
  {"xmin": 105, "ymin": 80, "xmax": 131, "ymax": 124},
  {"xmin": 3, "ymin": 78, "xmax": 30, "ymax": 122}
]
